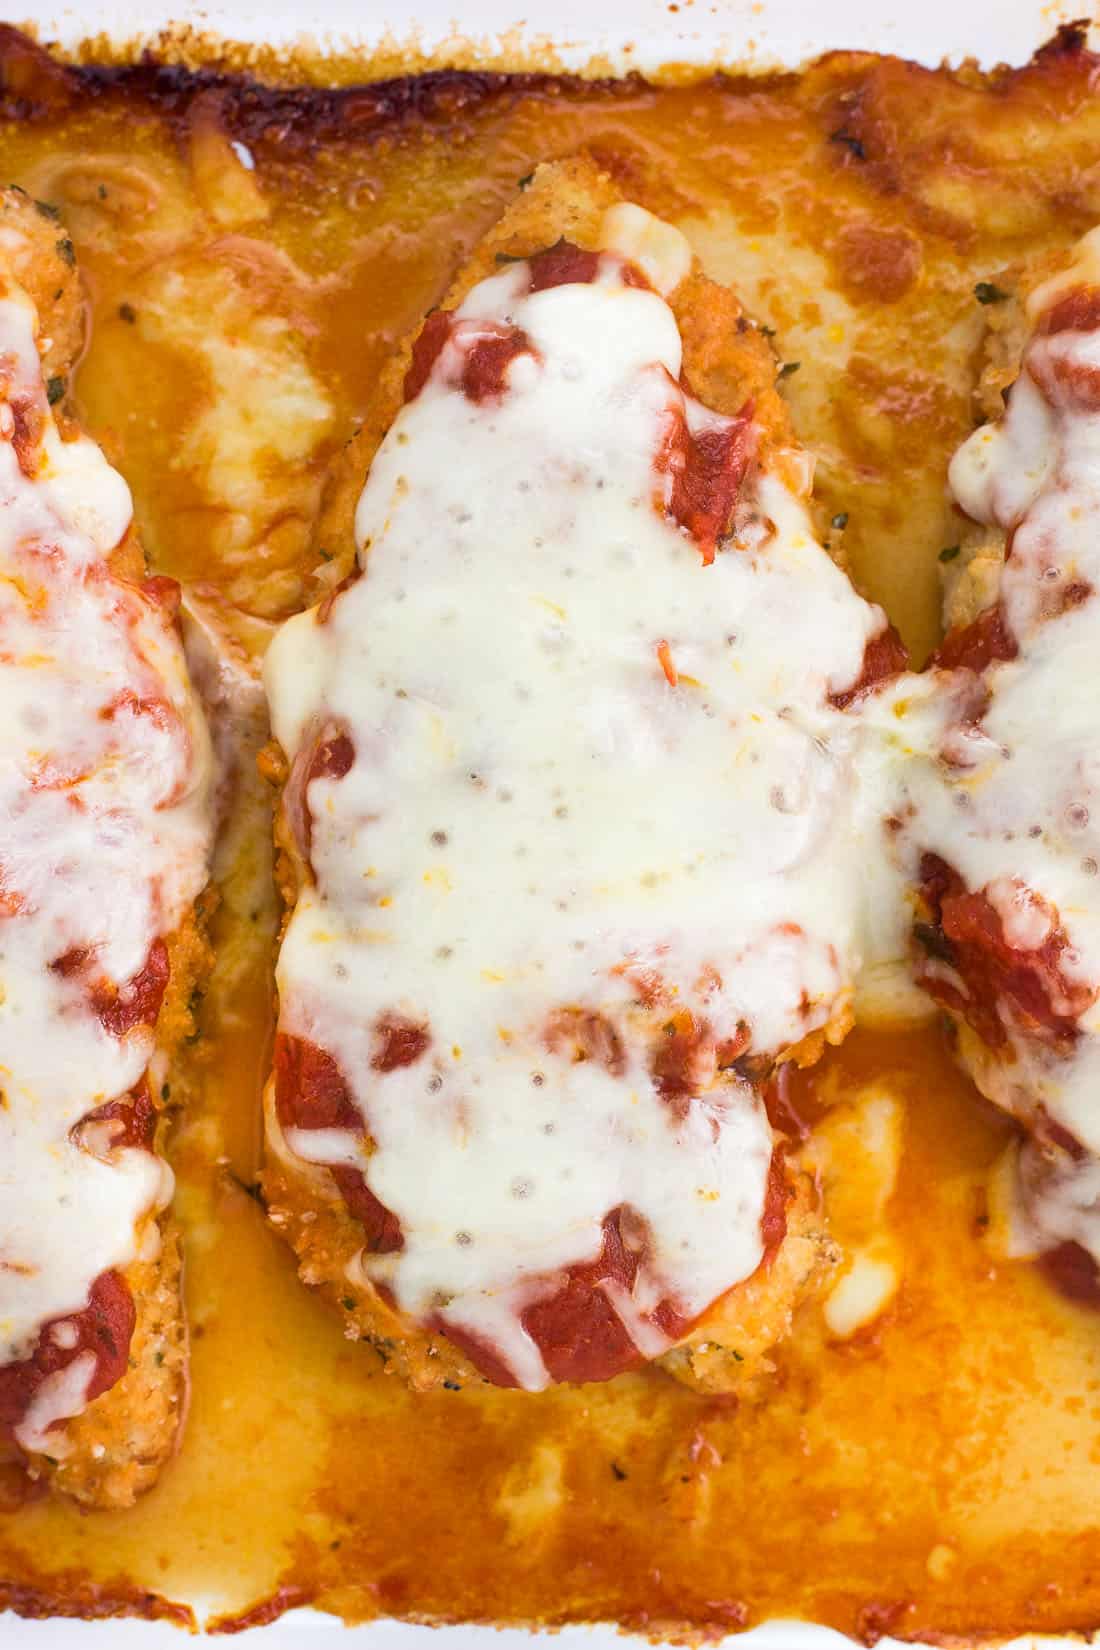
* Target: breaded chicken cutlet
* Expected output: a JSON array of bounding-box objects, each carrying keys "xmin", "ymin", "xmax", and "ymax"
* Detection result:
[
  {"xmin": 260, "ymin": 156, "xmax": 912, "ymax": 1394},
  {"xmin": 0, "ymin": 186, "xmax": 213, "ymax": 1507}
]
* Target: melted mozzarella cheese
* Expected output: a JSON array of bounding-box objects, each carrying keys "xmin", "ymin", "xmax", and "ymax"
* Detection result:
[
  {"xmin": 823, "ymin": 1253, "xmax": 898, "ymax": 1339},
  {"xmin": 889, "ymin": 230, "xmax": 1100, "ymax": 1262},
  {"xmin": 803, "ymin": 1087, "xmax": 903, "ymax": 1340},
  {"xmin": 0, "ymin": 281, "xmax": 213, "ymax": 1427},
  {"xmin": 265, "ymin": 209, "xmax": 902, "ymax": 1387}
]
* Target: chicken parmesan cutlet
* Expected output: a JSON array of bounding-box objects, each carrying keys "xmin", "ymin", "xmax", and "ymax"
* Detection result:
[
  {"xmin": 0, "ymin": 187, "xmax": 214, "ymax": 1506},
  {"xmin": 887, "ymin": 224, "xmax": 1100, "ymax": 1305},
  {"xmin": 261, "ymin": 156, "xmax": 907, "ymax": 1393}
]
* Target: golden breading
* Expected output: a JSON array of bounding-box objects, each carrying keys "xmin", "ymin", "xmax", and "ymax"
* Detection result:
[
  {"xmin": 941, "ymin": 251, "xmax": 1064, "ymax": 636},
  {"xmin": 0, "ymin": 187, "xmax": 83, "ymax": 406},
  {"xmin": 40, "ymin": 911, "xmax": 213, "ymax": 1509},
  {"xmin": 0, "ymin": 185, "xmax": 211, "ymax": 1508},
  {"xmin": 263, "ymin": 154, "xmax": 838, "ymax": 1396},
  {"xmin": 660, "ymin": 1174, "xmax": 830, "ymax": 1394}
]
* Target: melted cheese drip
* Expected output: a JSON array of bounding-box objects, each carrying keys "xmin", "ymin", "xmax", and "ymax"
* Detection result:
[
  {"xmin": 805, "ymin": 1087, "xmax": 904, "ymax": 1339},
  {"xmin": 0, "ymin": 282, "xmax": 213, "ymax": 1422},
  {"xmin": 889, "ymin": 227, "xmax": 1100, "ymax": 1262},
  {"xmin": 265, "ymin": 209, "xmax": 900, "ymax": 1387}
]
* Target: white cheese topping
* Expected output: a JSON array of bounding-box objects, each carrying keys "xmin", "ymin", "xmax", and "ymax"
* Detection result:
[
  {"xmin": 823, "ymin": 1253, "xmax": 899, "ymax": 1339},
  {"xmin": 0, "ymin": 280, "xmax": 213, "ymax": 1410},
  {"xmin": 265, "ymin": 209, "xmax": 900, "ymax": 1387},
  {"xmin": 803, "ymin": 1086, "xmax": 903, "ymax": 1340},
  {"xmin": 14, "ymin": 1353, "xmax": 98, "ymax": 1455},
  {"xmin": 888, "ymin": 230, "xmax": 1100, "ymax": 1266}
]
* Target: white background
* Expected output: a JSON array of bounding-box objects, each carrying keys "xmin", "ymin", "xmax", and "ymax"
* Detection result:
[{"xmin": 0, "ymin": 0, "xmax": 1096, "ymax": 1642}]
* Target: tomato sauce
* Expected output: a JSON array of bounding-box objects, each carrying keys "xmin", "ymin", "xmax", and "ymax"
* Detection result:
[
  {"xmin": 284, "ymin": 727, "xmax": 355, "ymax": 859},
  {"xmin": 405, "ymin": 312, "xmax": 536, "ymax": 404},
  {"xmin": 916, "ymin": 852, "xmax": 1091, "ymax": 1052},
  {"xmin": 930, "ymin": 603, "xmax": 1018, "ymax": 672},
  {"xmin": 0, "ymin": 1273, "xmax": 134, "ymax": 1439},
  {"xmin": 75, "ymin": 1083, "xmax": 159, "ymax": 1152},
  {"xmin": 274, "ymin": 1033, "xmax": 407, "ymax": 1253},
  {"xmin": 830, "ymin": 623, "xmax": 909, "ymax": 709},
  {"xmin": 657, "ymin": 393, "xmax": 756, "ymax": 564}
]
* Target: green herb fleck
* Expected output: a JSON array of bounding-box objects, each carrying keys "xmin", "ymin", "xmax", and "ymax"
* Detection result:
[
  {"xmin": 611, "ymin": 1461, "xmax": 628, "ymax": 1481},
  {"xmin": 731, "ymin": 1348, "xmax": 744, "ymax": 1362},
  {"xmin": 56, "ymin": 238, "xmax": 75, "ymax": 268},
  {"xmin": 758, "ymin": 323, "xmax": 776, "ymax": 339},
  {"xmin": 154, "ymin": 1350, "xmax": 165, "ymax": 1366},
  {"xmin": 118, "ymin": 301, "xmax": 137, "ymax": 324},
  {"xmin": 517, "ymin": 170, "xmax": 535, "ymax": 190},
  {"xmin": 97, "ymin": 184, "xmax": 107, "ymax": 200},
  {"xmin": 46, "ymin": 376, "xmax": 64, "ymax": 406},
  {"xmin": 975, "ymin": 281, "xmax": 1009, "ymax": 306},
  {"xmin": 939, "ymin": 544, "xmax": 961, "ymax": 563},
  {"xmin": 831, "ymin": 512, "xmax": 849, "ymax": 531},
  {"xmin": 161, "ymin": 1083, "xmax": 171, "ymax": 1101},
  {"xmin": 341, "ymin": 1296, "xmax": 356, "ymax": 1311},
  {"xmin": 778, "ymin": 360, "xmax": 801, "ymax": 379},
  {"xmin": 34, "ymin": 200, "xmax": 61, "ymax": 222},
  {"xmin": 495, "ymin": 250, "xmax": 522, "ymax": 265}
]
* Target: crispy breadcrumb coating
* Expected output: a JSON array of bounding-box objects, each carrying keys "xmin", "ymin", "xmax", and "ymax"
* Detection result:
[{"xmin": 0, "ymin": 185, "xmax": 211, "ymax": 1507}]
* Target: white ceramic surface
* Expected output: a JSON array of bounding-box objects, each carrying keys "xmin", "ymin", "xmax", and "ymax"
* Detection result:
[
  {"xmin": 0, "ymin": 0, "xmax": 1094, "ymax": 1643},
  {"xmin": 2, "ymin": 0, "xmax": 1096, "ymax": 75}
]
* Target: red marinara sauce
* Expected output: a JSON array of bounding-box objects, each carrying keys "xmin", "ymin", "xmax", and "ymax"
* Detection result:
[
  {"xmin": 275, "ymin": 1009, "xmax": 789, "ymax": 1387},
  {"xmin": 0, "ymin": 1272, "xmax": 135, "ymax": 1441},
  {"xmin": 915, "ymin": 853, "xmax": 1091, "ymax": 1053}
]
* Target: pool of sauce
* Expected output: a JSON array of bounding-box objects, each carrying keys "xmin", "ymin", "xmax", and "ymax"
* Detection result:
[{"xmin": 2, "ymin": 23, "xmax": 1100, "ymax": 1642}]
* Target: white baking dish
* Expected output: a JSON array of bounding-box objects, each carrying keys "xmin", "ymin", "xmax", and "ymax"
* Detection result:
[
  {"xmin": 0, "ymin": 0, "xmax": 1094, "ymax": 1643},
  {"xmin": 10, "ymin": 0, "xmax": 1095, "ymax": 77}
]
